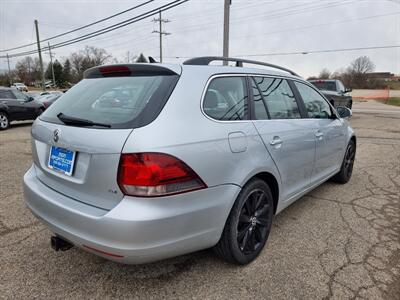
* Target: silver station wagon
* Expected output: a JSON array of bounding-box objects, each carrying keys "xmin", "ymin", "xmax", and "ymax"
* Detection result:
[{"xmin": 23, "ymin": 57, "xmax": 356, "ymax": 265}]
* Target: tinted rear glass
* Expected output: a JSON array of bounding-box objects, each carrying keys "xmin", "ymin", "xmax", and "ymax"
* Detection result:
[
  {"xmin": 310, "ymin": 81, "xmax": 336, "ymax": 92},
  {"xmin": 40, "ymin": 75, "xmax": 178, "ymax": 129}
]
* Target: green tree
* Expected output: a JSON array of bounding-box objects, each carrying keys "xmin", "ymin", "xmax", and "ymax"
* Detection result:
[
  {"xmin": 45, "ymin": 62, "xmax": 53, "ymax": 81},
  {"xmin": 62, "ymin": 59, "xmax": 72, "ymax": 85},
  {"xmin": 136, "ymin": 53, "xmax": 148, "ymax": 63},
  {"xmin": 53, "ymin": 60, "xmax": 63, "ymax": 87}
]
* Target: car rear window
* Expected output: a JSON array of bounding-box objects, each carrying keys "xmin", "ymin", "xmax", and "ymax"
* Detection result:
[
  {"xmin": 310, "ymin": 81, "xmax": 336, "ymax": 92},
  {"xmin": 40, "ymin": 75, "xmax": 179, "ymax": 129}
]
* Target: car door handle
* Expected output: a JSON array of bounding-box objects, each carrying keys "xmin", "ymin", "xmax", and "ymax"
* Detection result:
[
  {"xmin": 270, "ymin": 136, "xmax": 282, "ymax": 146},
  {"xmin": 315, "ymin": 131, "xmax": 324, "ymax": 139}
]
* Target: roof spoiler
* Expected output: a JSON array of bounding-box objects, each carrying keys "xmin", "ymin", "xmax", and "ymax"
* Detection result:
[{"xmin": 83, "ymin": 64, "xmax": 178, "ymax": 78}]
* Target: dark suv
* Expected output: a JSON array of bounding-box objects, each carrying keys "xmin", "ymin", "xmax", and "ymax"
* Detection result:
[
  {"xmin": 308, "ymin": 79, "xmax": 352, "ymax": 109},
  {"xmin": 0, "ymin": 87, "xmax": 45, "ymax": 130}
]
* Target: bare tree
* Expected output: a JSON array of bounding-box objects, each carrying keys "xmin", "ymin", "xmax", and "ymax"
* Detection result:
[
  {"xmin": 15, "ymin": 56, "xmax": 44, "ymax": 85},
  {"xmin": 349, "ymin": 56, "xmax": 375, "ymax": 74},
  {"xmin": 318, "ymin": 68, "xmax": 331, "ymax": 79},
  {"xmin": 69, "ymin": 46, "xmax": 113, "ymax": 82},
  {"xmin": 347, "ymin": 56, "xmax": 375, "ymax": 88}
]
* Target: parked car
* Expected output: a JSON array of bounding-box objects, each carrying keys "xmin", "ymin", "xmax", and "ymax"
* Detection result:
[
  {"xmin": 0, "ymin": 87, "xmax": 45, "ymax": 130},
  {"xmin": 11, "ymin": 82, "xmax": 28, "ymax": 92},
  {"xmin": 25, "ymin": 91, "xmax": 41, "ymax": 100},
  {"xmin": 23, "ymin": 58, "xmax": 356, "ymax": 265},
  {"xmin": 308, "ymin": 79, "xmax": 352, "ymax": 109},
  {"xmin": 36, "ymin": 91, "xmax": 63, "ymax": 109}
]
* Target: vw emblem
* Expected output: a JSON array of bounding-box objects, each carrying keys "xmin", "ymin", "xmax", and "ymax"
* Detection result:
[{"xmin": 53, "ymin": 129, "xmax": 60, "ymax": 143}]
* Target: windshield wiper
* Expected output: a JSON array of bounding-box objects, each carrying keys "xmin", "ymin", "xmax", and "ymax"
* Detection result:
[{"xmin": 57, "ymin": 113, "xmax": 111, "ymax": 128}]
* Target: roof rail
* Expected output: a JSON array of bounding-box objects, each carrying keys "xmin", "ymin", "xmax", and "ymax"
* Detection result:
[{"xmin": 183, "ymin": 56, "xmax": 299, "ymax": 77}]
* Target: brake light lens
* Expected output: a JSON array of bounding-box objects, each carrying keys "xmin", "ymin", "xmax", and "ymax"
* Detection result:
[
  {"xmin": 118, "ymin": 153, "xmax": 207, "ymax": 197},
  {"xmin": 99, "ymin": 65, "xmax": 131, "ymax": 77}
]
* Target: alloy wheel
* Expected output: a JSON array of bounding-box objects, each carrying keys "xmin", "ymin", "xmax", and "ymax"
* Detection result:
[
  {"xmin": 237, "ymin": 189, "xmax": 271, "ymax": 255},
  {"xmin": 344, "ymin": 143, "xmax": 355, "ymax": 178},
  {"xmin": 0, "ymin": 114, "xmax": 8, "ymax": 129}
]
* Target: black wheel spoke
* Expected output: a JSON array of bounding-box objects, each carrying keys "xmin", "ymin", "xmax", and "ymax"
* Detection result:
[
  {"xmin": 244, "ymin": 199, "xmax": 253, "ymax": 215},
  {"xmin": 255, "ymin": 192, "xmax": 265, "ymax": 210},
  {"xmin": 239, "ymin": 214, "xmax": 250, "ymax": 223},
  {"xmin": 255, "ymin": 203, "xmax": 269, "ymax": 217},
  {"xmin": 247, "ymin": 229, "xmax": 255, "ymax": 251},
  {"xmin": 256, "ymin": 217, "xmax": 268, "ymax": 227},
  {"xmin": 238, "ymin": 224, "xmax": 251, "ymax": 240},
  {"xmin": 254, "ymin": 226, "xmax": 263, "ymax": 242},
  {"xmin": 240, "ymin": 230, "xmax": 250, "ymax": 250}
]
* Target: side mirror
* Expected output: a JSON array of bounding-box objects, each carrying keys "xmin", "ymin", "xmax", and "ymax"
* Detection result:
[
  {"xmin": 344, "ymin": 88, "xmax": 352, "ymax": 93},
  {"xmin": 336, "ymin": 106, "xmax": 352, "ymax": 118},
  {"xmin": 25, "ymin": 96, "xmax": 34, "ymax": 102}
]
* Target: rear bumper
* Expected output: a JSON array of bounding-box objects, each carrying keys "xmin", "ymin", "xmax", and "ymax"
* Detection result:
[{"xmin": 23, "ymin": 165, "xmax": 240, "ymax": 264}]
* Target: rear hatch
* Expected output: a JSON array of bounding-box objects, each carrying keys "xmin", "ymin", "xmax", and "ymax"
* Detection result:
[{"xmin": 31, "ymin": 64, "xmax": 180, "ymax": 210}]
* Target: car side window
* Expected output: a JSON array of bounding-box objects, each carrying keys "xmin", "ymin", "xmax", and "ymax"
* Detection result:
[
  {"xmin": 12, "ymin": 90, "xmax": 28, "ymax": 101},
  {"xmin": 203, "ymin": 77, "xmax": 248, "ymax": 121},
  {"xmin": 294, "ymin": 81, "xmax": 333, "ymax": 119},
  {"xmin": 0, "ymin": 90, "xmax": 16, "ymax": 99},
  {"xmin": 251, "ymin": 78, "xmax": 269, "ymax": 120},
  {"xmin": 253, "ymin": 77, "xmax": 301, "ymax": 120},
  {"xmin": 337, "ymin": 81, "xmax": 345, "ymax": 93}
]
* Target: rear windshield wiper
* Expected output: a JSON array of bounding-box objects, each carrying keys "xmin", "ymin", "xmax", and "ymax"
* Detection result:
[{"xmin": 57, "ymin": 112, "xmax": 111, "ymax": 128}]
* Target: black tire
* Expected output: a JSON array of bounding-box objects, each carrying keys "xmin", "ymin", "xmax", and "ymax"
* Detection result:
[
  {"xmin": 332, "ymin": 140, "xmax": 356, "ymax": 184},
  {"xmin": 0, "ymin": 112, "xmax": 9, "ymax": 130},
  {"xmin": 214, "ymin": 179, "xmax": 274, "ymax": 265}
]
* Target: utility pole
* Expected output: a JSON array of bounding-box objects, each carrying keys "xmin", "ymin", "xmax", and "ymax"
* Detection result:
[
  {"xmin": 223, "ymin": 0, "xmax": 231, "ymax": 65},
  {"xmin": 48, "ymin": 42, "xmax": 56, "ymax": 87},
  {"xmin": 34, "ymin": 20, "xmax": 45, "ymax": 91},
  {"xmin": 27, "ymin": 58, "xmax": 31, "ymax": 86},
  {"xmin": 6, "ymin": 53, "xmax": 12, "ymax": 86},
  {"xmin": 152, "ymin": 10, "xmax": 171, "ymax": 63}
]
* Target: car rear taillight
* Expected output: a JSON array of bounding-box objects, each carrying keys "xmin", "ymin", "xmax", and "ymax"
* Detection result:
[{"xmin": 118, "ymin": 153, "xmax": 207, "ymax": 197}]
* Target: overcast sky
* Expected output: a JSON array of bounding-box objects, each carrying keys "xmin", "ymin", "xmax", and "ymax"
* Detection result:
[{"xmin": 0, "ymin": 0, "xmax": 399, "ymax": 78}]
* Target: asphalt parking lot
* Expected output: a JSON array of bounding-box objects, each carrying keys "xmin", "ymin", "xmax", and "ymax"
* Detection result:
[{"xmin": 0, "ymin": 100, "xmax": 399, "ymax": 299}]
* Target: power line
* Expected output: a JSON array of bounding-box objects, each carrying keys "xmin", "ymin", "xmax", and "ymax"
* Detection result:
[
  {"xmin": 1, "ymin": 0, "xmax": 189, "ymax": 59},
  {"xmin": 0, "ymin": 0, "xmax": 154, "ymax": 53},
  {"xmin": 172, "ymin": 0, "xmax": 352, "ymax": 34},
  {"xmin": 164, "ymin": 11, "xmax": 400, "ymax": 51},
  {"xmin": 235, "ymin": 45, "xmax": 400, "ymax": 57},
  {"xmin": 163, "ymin": 45, "xmax": 400, "ymax": 60},
  {"xmin": 231, "ymin": 11, "xmax": 400, "ymax": 41}
]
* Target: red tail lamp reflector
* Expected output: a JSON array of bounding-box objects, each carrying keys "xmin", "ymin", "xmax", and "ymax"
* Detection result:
[{"xmin": 118, "ymin": 153, "xmax": 207, "ymax": 197}]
